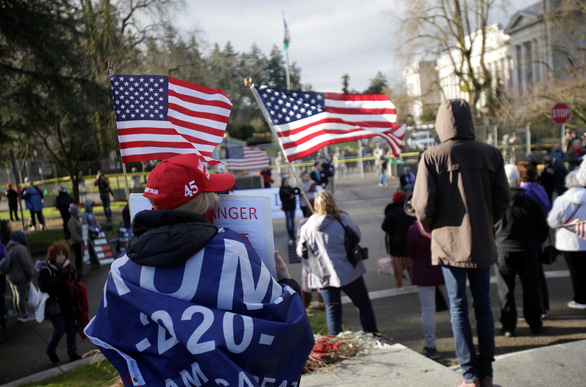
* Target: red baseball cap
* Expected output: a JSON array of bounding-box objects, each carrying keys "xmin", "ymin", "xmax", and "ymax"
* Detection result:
[{"xmin": 143, "ymin": 154, "xmax": 235, "ymax": 210}]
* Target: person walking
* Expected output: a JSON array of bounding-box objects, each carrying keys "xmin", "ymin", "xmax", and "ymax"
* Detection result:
[
  {"xmin": 22, "ymin": 181, "xmax": 45, "ymax": 231},
  {"xmin": 412, "ymin": 99, "xmax": 511, "ymax": 387},
  {"xmin": 84, "ymin": 154, "xmax": 313, "ymax": 385},
  {"xmin": 94, "ymin": 171, "xmax": 114, "ymax": 222},
  {"xmin": 382, "ymin": 190, "xmax": 415, "ymax": 288},
  {"xmin": 279, "ymin": 175, "xmax": 299, "ymax": 241},
  {"xmin": 495, "ymin": 165, "xmax": 548, "ymax": 337},
  {"xmin": 5, "ymin": 231, "xmax": 36, "ymax": 322},
  {"xmin": 407, "ymin": 216, "xmax": 447, "ymax": 360},
  {"xmin": 548, "ymin": 164, "xmax": 586, "ymax": 310},
  {"xmin": 5, "ymin": 184, "xmax": 19, "ymax": 221},
  {"xmin": 297, "ymin": 189, "xmax": 378, "ymax": 336},
  {"xmin": 378, "ymin": 156, "xmax": 389, "ymax": 187},
  {"xmin": 55, "ymin": 186, "xmax": 74, "ymax": 239},
  {"xmin": 38, "ymin": 242, "xmax": 83, "ymax": 363}
]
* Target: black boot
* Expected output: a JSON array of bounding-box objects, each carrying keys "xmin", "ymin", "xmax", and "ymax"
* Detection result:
[
  {"xmin": 69, "ymin": 353, "xmax": 82, "ymax": 362},
  {"xmin": 46, "ymin": 349, "xmax": 59, "ymax": 363}
]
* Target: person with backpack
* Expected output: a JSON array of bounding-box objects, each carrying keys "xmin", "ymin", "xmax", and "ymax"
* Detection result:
[
  {"xmin": 94, "ymin": 171, "xmax": 114, "ymax": 222},
  {"xmin": 4, "ymin": 231, "xmax": 35, "ymax": 322}
]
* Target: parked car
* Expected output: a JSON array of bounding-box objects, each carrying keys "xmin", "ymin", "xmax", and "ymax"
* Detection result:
[{"xmin": 406, "ymin": 130, "xmax": 437, "ymax": 151}]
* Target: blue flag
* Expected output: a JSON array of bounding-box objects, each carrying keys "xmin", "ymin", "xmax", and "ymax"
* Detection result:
[{"xmin": 85, "ymin": 228, "xmax": 314, "ymax": 386}]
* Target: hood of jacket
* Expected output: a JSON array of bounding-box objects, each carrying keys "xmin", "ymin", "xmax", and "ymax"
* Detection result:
[
  {"xmin": 127, "ymin": 209, "xmax": 218, "ymax": 267},
  {"xmin": 435, "ymin": 99, "xmax": 475, "ymax": 143},
  {"xmin": 69, "ymin": 206, "xmax": 79, "ymax": 217},
  {"xmin": 10, "ymin": 231, "xmax": 27, "ymax": 245},
  {"xmin": 85, "ymin": 199, "xmax": 95, "ymax": 211}
]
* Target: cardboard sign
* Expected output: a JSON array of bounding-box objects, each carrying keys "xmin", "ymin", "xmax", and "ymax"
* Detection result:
[{"xmin": 129, "ymin": 193, "xmax": 277, "ymax": 278}]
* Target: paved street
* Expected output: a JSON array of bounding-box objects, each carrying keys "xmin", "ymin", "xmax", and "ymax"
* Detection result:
[{"xmin": 1, "ymin": 169, "xmax": 585, "ymax": 385}]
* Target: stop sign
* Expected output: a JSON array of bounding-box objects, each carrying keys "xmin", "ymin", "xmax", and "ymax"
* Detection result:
[{"xmin": 551, "ymin": 102, "xmax": 572, "ymax": 124}]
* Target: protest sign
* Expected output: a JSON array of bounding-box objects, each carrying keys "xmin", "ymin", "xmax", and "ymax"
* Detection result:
[
  {"xmin": 129, "ymin": 193, "xmax": 277, "ymax": 277},
  {"xmin": 231, "ymin": 188, "xmax": 303, "ymax": 219}
]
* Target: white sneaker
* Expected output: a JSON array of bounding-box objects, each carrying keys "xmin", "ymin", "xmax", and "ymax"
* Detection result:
[
  {"xmin": 567, "ymin": 301, "xmax": 586, "ymax": 310},
  {"xmin": 18, "ymin": 314, "xmax": 35, "ymax": 322}
]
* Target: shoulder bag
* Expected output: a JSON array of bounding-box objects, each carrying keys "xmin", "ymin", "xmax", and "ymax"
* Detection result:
[{"xmin": 336, "ymin": 218, "xmax": 368, "ymax": 267}]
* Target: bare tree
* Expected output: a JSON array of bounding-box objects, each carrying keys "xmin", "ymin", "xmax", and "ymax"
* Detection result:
[{"xmin": 394, "ymin": 0, "xmax": 505, "ymax": 115}]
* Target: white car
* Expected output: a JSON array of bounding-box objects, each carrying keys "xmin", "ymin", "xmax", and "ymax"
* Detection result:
[{"xmin": 406, "ymin": 131, "xmax": 436, "ymax": 151}]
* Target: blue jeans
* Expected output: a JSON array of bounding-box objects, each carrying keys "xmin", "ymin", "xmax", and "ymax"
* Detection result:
[
  {"xmin": 320, "ymin": 276, "xmax": 378, "ymax": 335},
  {"xmin": 100, "ymin": 195, "xmax": 112, "ymax": 221},
  {"xmin": 283, "ymin": 209, "xmax": 295, "ymax": 237},
  {"xmin": 48, "ymin": 314, "xmax": 77, "ymax": 355},
  {"xmin": 442, "ymin": 266, "xmax": 494, "ymax": 382},
  {"xmin": 379, "ymin": 172, "xmax": 388, "ymax": 185}
]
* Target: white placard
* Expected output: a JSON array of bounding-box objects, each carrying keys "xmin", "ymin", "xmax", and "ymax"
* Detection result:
[
  {"xmin": 128, "ymin": 193, "xmax": 277, "ymax": 278},
  {"xmin": 214, "ymin": 194, "xmax": 276, "ymax": 278}
]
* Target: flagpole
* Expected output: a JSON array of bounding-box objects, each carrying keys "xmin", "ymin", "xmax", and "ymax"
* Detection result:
[
  {"xmin": 283, "ymin": 12, "xmax": 291, "ymax": 90},
  {"xmin": 246, "ymin": 79, "xmax": 313, "ymax": 214},
  {"xmin": 108, "ymin": 60, "xmax": 130, "ymax": 201}
]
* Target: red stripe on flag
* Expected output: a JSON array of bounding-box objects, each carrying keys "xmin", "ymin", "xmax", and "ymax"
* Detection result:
[
  {"xmin": 324, "ymin": 93, "xmax": 390, "ymax": 101},
  {"xmin": 324, "ymin": 107, "xmax": 396, "ymax": 115}
]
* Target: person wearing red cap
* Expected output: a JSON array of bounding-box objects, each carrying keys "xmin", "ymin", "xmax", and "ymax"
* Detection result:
[{"xmin": 85, "ymin": 154, "xmax": 314, "ymax": 386}]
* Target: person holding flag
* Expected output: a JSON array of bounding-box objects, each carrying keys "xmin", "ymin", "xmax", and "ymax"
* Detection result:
[{"xmin": 84, "ymin": 154, "xmax": 314, "ymax": 386}]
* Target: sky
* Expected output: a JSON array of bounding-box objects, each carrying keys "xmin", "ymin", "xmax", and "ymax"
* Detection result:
[{"xmin": 173, "ymin": 0, "xmax": 530, "ymax": 93}]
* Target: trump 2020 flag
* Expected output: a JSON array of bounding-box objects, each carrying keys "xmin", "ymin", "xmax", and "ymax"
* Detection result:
[
  {"xmin": 84, "ymin": 227, "xmax": 314, "ymax": 386},
  {"xmin": 251, "ymin": 84, "xmax": 405, "ymax": 162},
  {"xmin": 110, "ymin": 75, "xmax": 232, "ymax": 165},
  {"xmin": 226, "ymin": 146, "xmax": 270, "ymax": 171}
]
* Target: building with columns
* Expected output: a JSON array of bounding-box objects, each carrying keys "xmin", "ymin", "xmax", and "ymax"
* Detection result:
[{"xmin": 403, "ymin": 0, "xmax": 585, "ymax": 121}]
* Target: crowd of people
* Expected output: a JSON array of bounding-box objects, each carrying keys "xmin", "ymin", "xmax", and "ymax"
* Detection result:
[{"xmin": 2, "ymin": 109, "xmax": 586, "ymax": 385}]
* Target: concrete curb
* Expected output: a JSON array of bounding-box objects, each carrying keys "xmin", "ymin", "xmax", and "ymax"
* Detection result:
[{"xmin": 0, "ymin": 357, "xmax": 93, "ymax": 387}]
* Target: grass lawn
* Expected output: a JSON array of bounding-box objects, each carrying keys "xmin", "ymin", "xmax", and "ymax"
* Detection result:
[
  {"xmin": 21, "ymin": 359, "xmax": 119, "ymax": 387},
  {"xmin": 23, "ymin": 308, "xmax": 327, "ymax": 386}
]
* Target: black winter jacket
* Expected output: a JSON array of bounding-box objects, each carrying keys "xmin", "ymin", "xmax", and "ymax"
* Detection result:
[{"xmin": 494, "ymin": 188, "xmax": 549, "ymax": 251}]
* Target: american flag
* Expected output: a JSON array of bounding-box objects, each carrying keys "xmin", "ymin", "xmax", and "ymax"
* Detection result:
[
  {"xmin": 225, "ymin": 146, "xmax": 270, "ymax": 171},
  {"xmin": 110, "ymin": 75, "xmax": 232, "ymax": 164},
  {"xmin": 563, "ymin": 219, "xmax": 586, "ymax": 239},
  {"xmin": 252, "ymin": 85, "xmax": 405, "ymax": 162}
]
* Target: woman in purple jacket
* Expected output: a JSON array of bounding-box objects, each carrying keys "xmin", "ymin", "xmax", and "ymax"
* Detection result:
[{"xmin": 407, "ymin": 216, "xmax": 447, "ymax": 360}]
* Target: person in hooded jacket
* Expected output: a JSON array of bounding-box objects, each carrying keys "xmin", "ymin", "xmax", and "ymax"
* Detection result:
[
  {"xmin": 5, "ymin": 231, "xmax": 36, "ymax": 322},
  {"xmin": 548, "ymin": 161, "xmax": 586, "ymax": 310},
  {"xmin": 84, "ymin": 154, "xmax": 314, "ymax": 387},
  {"xmin": 55, "ymin": 187, "xmax": 74, "ymax": 239},
  {"xmin": 297, "ymin": 189, "xmax": 378, "ymax": 336},
  {"xmin": 412, "ymin": 99, "xmax": 510, "ymax": 387},
  {"xmin": 382, "ymin": 190, "xmax": 415, "ymax": 288},
  {"xmin": 38, "ymin": 242, "xmax": 82, "ymax": 363},
  {"xmin": 67, "ymin": 206, "xmax": 85, "ymax": 276}
]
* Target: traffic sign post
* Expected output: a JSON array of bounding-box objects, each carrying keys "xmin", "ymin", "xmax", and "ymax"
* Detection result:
[{"xmin": 551, "ymin": 102, "xmax": 572, "ymax": 146}]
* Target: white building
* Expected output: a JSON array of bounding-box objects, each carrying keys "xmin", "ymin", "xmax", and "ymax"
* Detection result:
[
  {"xmin": 435, "ymin": 23, "xmax": 511, "ymax": 108},
  {"xmin": 403, "ymin": 1, "xmax": 585, "ymax": 119},
  {"xmin": 505, "ymin": 0, "xmax": 585, "ymax": 96}
]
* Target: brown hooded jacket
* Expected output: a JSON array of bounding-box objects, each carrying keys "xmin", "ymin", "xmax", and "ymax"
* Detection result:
[{"xmin": 412, "ymin": 99, "xmax": 510, "ymax": 268}]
